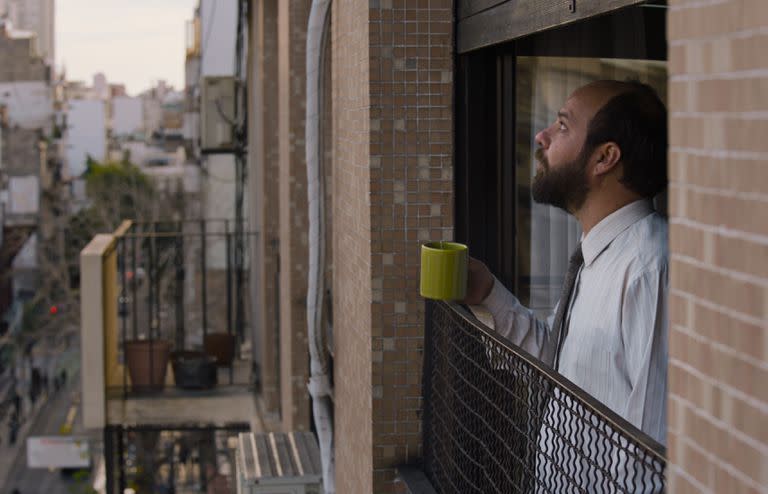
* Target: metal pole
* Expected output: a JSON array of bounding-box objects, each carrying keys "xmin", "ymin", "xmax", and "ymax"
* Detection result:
[
  {"xmin": 117, "ymin": 426, "xmax": 126, "ymax": 494},
  {"xmin": 175, "ymin": 221, "xmax": 185, "ymax": 350},
  {"xmin": 119, "ymin": 237, "xmax": 127, "ymax": 340},
  {"xmin": 225, "ymin": 220, "xmax": 233, "ymax": 337},
  {"xmin": 225, "ymin": 221, "xmax": 234, "ymax": 384},
  {"xmin": 235, "ymin": 155, "xmax": 245, "ymax": 346},
  {"xmin": 200, "ymin": 220, "xmax": 208, "ymax": 337},
  {"xmin": 168, "ymin": 439, "xmax": 176, "ymax": 494},
  {"xmin": 120, "ymin": 238, "xmax": 128, "ymax": 399},
  {"xmin": 104, "ymin": 427, "xmax": 114, "ymax": 494},
  {"xmin": 147, "ymin": 232, "xmax": 154, "ymax": 342},
  {"xmin": 131, "ymin": 235, "xmax": 138, "ymax": 340},
  {"xmin": 149, "ymin": 223, "xmax": 157, "ymax": 390}
]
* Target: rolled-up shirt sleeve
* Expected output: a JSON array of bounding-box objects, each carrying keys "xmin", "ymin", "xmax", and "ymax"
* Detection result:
[{"xmin": 482, "ymin": 276, "xmax": 559, "ymax": 365}]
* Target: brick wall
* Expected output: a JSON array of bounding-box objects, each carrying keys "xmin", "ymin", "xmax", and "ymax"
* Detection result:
[
  {"xmin": 667, "ymin": 1, "xmax": 768, "ymax": 492},
  {"xmin": 277, "ymin": 0, "xmax": 311, "ymax": 433},
  {"xmin": 333, "ymin": 1, "xmax": 454, "ymax": 492}
]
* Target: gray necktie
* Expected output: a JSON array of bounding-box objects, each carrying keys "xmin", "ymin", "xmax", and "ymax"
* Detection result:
[{"xmin": 553, "ymin": 243, "xmax": 584, "ymax": 371}]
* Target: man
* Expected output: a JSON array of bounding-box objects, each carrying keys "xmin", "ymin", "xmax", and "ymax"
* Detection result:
[{"xmin": 465, "ymin": 80, "xmax": 669, "ymax": 445}]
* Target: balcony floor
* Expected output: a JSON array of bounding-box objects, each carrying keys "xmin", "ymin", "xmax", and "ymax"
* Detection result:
[{"xmin": 106, "ymin": 359, "xmax": 263, "ymax": 431}]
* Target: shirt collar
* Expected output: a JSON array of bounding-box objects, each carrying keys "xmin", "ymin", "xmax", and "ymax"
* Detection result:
[{"xmin": 581, "ymin": 199, "xmax": 655, "ymax": 267}]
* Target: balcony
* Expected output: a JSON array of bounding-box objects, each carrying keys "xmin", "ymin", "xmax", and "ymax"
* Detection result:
[
  {"xmin": 400, "ymin": 301, "xmax": 666, "ymax": 493},
  {"xmin": 81, "ymin": 219, "xmax": 261, "ymax": 430}
]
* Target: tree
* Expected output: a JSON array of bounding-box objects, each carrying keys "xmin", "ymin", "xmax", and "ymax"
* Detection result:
[
  {"xmin": 82, "ymin": 157, "xmax": 157, "ymax": 231},
  {"xmin": 8, "ymin": 158, "xmax": 187, "ymax": 352}
]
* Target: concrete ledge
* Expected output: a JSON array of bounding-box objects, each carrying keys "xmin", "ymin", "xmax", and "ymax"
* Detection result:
[
  {"xmin": 106, "ymin": 388, "xmax": 261, "ymax": 430},
  {"xmin": 80, "ymin": 233, "xmax": 115, "ymax": 430},
  {"xmin": 395, "ymin": 465, "xmax": 437, "ymax": 494}
]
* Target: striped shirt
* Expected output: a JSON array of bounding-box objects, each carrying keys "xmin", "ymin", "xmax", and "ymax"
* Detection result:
[{"xmin": 482, "ymin": 199, "xmax": 669, "ymax": 445}]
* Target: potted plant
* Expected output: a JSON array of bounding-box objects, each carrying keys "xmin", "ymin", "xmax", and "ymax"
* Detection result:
[
  {"xmin": 123, "ymin": 226, "xmax": 179, "ymax": 392},
  {"xmin": 171, "ymin": 350, "xmax": 217, "ymax": 389},
  {"xmin": 203, "ymin": 332, "xmax": 236, "ymax": 367},
  {"xmin": 124, "ymin": 338, "xmax": 171, "ymax": 392}
]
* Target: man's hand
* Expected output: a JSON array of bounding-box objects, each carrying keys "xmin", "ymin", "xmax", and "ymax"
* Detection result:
[{"xmin": 463, "ymin": 257, "xmax": 494, "ymax": 305}]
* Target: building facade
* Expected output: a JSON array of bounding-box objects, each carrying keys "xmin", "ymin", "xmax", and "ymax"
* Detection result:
[
  {"xmin": 244, "ymin": 0, "xmax": 456, "ymax": 490},
  {"xmin": 243, "ymin": 0, "xmax": 767, "ymax": 493},
  {"xmin": 63, "ymin": 98, "xmax": 106, "ymax": 177},
  {"xmin": 75, "ymin": 1, "xmax": 768, "ymax": 492},
  {"xmin": 0, "ymin": 22, "xmax": 51, "ymax": 131},
  {"xmin": 111, "ymin": 96, "xmax": 143, "ymax": 138},
  {"xmin": 0, "ymin": 0, "xmax": 54, "ymax": 66}
]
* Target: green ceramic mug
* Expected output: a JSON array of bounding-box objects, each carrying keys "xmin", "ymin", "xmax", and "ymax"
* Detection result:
[{"xmin": 420, "ymin": 241, "xmax": 468, "ymax": 300}]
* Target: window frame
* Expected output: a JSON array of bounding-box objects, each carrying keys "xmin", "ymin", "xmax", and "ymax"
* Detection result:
[
  {"xmin": 456, "ymin": 0, "xmax": 652, "ymax": 54},
  {"xmin": 453, "ymin": 1, "xmax": 667, "ymax": 297}
]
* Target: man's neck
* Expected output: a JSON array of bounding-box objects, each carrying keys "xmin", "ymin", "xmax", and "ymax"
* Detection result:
[{"xmin": 573, "ymin": 193, "xmax": 644, "ymax": 236}]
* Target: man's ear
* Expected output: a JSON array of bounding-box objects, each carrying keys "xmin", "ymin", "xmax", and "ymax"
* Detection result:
[{"xmin": 592, "ymin": 142, "xmax": 621, "ymax": 176}]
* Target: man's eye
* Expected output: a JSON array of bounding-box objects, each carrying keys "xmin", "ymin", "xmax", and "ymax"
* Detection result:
[{"xmin": 558, "ymin": 121, "xmax": 567, "ymax": 131}]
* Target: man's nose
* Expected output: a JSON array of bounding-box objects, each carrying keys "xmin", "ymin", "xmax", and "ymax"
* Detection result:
[{"xmin": 535, "ymin": 128, "xmax": 549, "ymax": 148}]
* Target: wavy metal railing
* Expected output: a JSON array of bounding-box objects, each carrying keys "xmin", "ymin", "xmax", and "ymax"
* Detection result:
[{"xmin": 422, "ymin": 300, "xmax": 666, "ymax": 493}]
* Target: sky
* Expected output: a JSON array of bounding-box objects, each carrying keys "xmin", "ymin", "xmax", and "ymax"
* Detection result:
[{"xmin": 56, "ymin": 0, "xmax": 198, "ymax": 96}]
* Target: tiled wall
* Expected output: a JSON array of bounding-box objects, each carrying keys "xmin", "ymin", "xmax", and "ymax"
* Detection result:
[
  {"xmin": 368, "ymin": 2, "xmax": 454, "ymax": 491},
  {"xmin": 667, "ymin": 0, "xmax": 768, "ymax": 492},
  {"xmin": 277, "ymin": 0, "xmax": 312, "ymax": 433},
  {"xmin": 333, "ymin": 1, "xmax": 455, "ymax": 492}
]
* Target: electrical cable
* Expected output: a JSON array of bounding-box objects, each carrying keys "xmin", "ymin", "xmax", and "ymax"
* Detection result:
[
  {"xmin": 201, "ymin": 0, "xmax": 217, "ymax": 62},
  {"xmin": 232, "ymin": 0, "xmax": 248, "ymax": 350}
]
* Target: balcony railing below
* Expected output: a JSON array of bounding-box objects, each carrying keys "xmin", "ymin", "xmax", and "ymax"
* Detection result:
[
  {"xmin": 80, "ymin": 219, "xmax": 260, "ymax": 429},
  {"xmin": 420, "ymin": 300, "xmax": 666, "ymax": 493},
  {"xmin": 114, "ymin": 219, "xmax": 257, "ymax": 397}
]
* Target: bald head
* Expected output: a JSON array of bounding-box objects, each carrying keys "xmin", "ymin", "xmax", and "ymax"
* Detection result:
[
  {"xmin": 575, "ymin": 80, "xmax": 668, "ymax": 198},
  {"xmin": 570, "ymin": 80, "xmax": 637, "ymax": 125}
]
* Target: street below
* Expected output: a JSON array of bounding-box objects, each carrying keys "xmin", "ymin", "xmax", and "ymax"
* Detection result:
[{"xmin": 1, "ymin": 370, "xmax": 93, "ymax": 494}]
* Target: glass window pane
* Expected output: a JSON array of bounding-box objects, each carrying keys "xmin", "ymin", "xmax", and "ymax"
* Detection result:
[{"xmin": 514, "ymin": 57, "xmax": 667, "ymax": 317}]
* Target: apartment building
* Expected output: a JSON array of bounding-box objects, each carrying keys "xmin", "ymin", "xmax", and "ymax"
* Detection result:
[
  {"xmin": 81, "ymin": 1, "xmax": 767, "ymax": 492},
  {"xmin": 244, "ymin": 1, "xmax": 767, "ymax": 493},
  {"xmin": 0, "ymin": 0, "xmax": 55, "ymax": 66}
]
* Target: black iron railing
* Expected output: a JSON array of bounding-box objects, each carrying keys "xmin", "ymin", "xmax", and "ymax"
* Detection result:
[
  {"xmin": 114, "ymin": 219, "xmax": 257, "ymax": 396},
  {"xmin": 104, "ymin": 423, "xmax": 248, "ymax": 494},
  {"xmin": 422, "ymin": 300, "xmax": 666, "ymax": 493}
]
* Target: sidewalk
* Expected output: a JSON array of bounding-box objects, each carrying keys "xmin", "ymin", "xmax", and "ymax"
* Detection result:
[
  {"xmin": 0, "ymin": 387, "xmax": 51, "ymax": 487},
  {"xmin": 0, "ymin": 345, "xmax": 80, "ymax": 488}
]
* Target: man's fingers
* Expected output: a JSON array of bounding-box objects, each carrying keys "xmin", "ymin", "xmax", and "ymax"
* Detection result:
[{"xmin": 464, "ymin": 257, "xmax": 493, "ymax": 304}]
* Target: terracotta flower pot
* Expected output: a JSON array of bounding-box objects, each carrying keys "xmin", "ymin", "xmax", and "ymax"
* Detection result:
[
  {"xmin": 124, "ymin": 339, "xmax": 171, "ymax": 392},
  {"xmin": 203, "ymin": 333, "xmax": 236, "ymax": 367},
  {"xmin": 171, "ymin": 351, "xmax": 217, "ymax": 389}
]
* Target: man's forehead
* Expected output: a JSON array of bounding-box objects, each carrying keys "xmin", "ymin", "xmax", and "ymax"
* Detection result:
[{"xmin": 558, "ymin": 98, "xmax": 587, "ymax": 128}]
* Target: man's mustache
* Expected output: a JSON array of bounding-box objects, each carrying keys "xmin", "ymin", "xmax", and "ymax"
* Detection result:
[{"xmin": 535, "ymin": 148, "xmax": 548, "ymax": 169}]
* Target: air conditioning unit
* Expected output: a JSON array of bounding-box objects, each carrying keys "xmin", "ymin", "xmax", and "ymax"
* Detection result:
[
  {"xmin": 201, "ymin": 76, "xmax": 236, "ymax": 153},
  {"xmin": 235, "ymin": 431, "xmax": 323, "ymax": 494}
]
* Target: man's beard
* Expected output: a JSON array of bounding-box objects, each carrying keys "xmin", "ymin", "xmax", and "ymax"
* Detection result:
[{"xmin": 531, "ymin": 147, "xmax": 590, "ymax": 213}]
